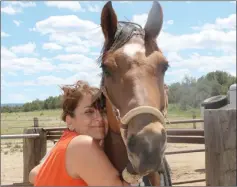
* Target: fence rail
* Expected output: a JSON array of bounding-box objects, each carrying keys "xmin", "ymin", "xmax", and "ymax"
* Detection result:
[
  {"xmin": 165, "ymin": 148, "xmax": 205, "ymax": 155},
  {"xmin": 166, "ymin": 119, "xmax": 203, "ymax": 124},
  {"xmin": 1, "ymin": 134, "xmax": 40, "ymax": 139},
  {"xmin": 173, "ymin": 178, "xmax": 206, "ymax": 185},
  {"xmin": 1, "ymin": 117, "xmax": 206, "ymax": 186}
]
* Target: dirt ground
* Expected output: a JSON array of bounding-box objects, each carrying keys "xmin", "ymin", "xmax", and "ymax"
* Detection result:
[{"xmin": 1, "ymin": 140, "xmax": 205, "ymax": 186}]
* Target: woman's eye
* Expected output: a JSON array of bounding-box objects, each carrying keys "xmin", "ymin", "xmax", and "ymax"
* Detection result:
[{"xmin": 85, "ymin": 109, "xmax": 94, "ymax": 114}]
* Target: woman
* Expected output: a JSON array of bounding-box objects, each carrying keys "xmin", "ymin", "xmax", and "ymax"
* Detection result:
[{"xmin": 29, "ymin": 80, "xmax": 129, "ymax": 186}]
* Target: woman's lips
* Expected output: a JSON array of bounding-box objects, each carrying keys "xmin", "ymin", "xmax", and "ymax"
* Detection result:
[{"xmin": 90, "ymin": 126, "xmax": 104, "ymax": 128}]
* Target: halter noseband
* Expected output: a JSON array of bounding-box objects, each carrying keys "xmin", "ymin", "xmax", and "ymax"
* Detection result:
[{"xmin": 101, "ymin": 85, "xmax": 165, "ymax": 135}]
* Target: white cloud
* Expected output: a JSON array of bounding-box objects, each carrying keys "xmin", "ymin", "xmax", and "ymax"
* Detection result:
[
  {"xmin": 13, "ymin": 20, "xmax": 21, "ymax": 26},
  {"xmin": 44, "ymin": 2, "xmax": 84, "ymax": 12},
  {"xmin": 49, "ymin": 31, "xmax": 103, "ymax": 48},
  {"xmin": 132, "ymin": 14, "xmax": 174, "ymax": 28},
  {"xmin": 165, "ymin": 51, "xmax": 236, "ymax": 84},
  {"xmin": 38, "ymin": 72, "xmax": 101, "ymax": 87},
  {"xmin": 34, "ymin": 15, "xmax": 98, "ymax": 34},
  {"xmin": 158, "ymin": 29, "xmax": 235, "ymax": 54},
  {"xmin": 8, "ymin": 72, "xmax": 18, "ymax": 76},
  {"xmin": 1, "ymin": 46, "xmax": 56, "ymax": 74},
  {"xmin": 46, "ymin": 73, "xmax": 100, "ymax": 87},
  {"xmin": 2, "ymin": 47, "xmax": 102, "ymax": 87},
  {"xmin": 9, "ymin": 2, "xmax": 36, "ymax": 8},
  {"xmin": 6, "ymin": 72, "xmax": 101, "ymax": 88},
  {"xmin": 1, "ymin": 6, "xmax": 21, "ymax": 15},
  {"xmin": 1, "ymin": 2, "xmax": 36, "ymax": 15},
  {"xmin": 132, "ymin": 13, "xmax": 148, "ymax": 28},
  {"xmin": 167, "ymin": 20, "xmax": 174, "ymax": 25},
  {"xmin": 42, "ymin": 43, "xmax": 62, "ymax": 51},
  {"xmin": 29, "ymin": 28, "xmax": 36, "ymax": 32},
  {"xmin": 165, "ymin": 69, "xmax": 192, "ymax": 84},
  {"xmin": 191, "ymin": 14, "xmax": 236, "ymax": 31},
  {"xmin": 1, "ymin": 47, "xmax": 17, "ymax": 59},
  {"xmin": 65, "ymin": 45, "xmax": 90, "ymax": 53},
  {"xmin": 10, "ymin": 42, "xmax": 36, "ymax": 54},
  {"xmin": 90, "ymin": 52, "xmax": 100, "ymax": 57},
  {"xmin": 166, "ymin": 52, "xmax": 236, "ymax": 74},
  {"xmin": 87, "ymin": 4, "xmax": 101, "ymax": 12},
  {"xmin": 2, "ymin": 57, "xmax": 57, "ymax": 74},
  {"xmin": 131, "ymin": 13, "xmax": 235, "ymax": 55},
  {"xmin": 229, "ymin": 71, "xmax": 236, "ymax": 76},
  {"xmin": 34, "ymin": 15, "xmax": 103, "ymax": 49},
  {"xmin": 118, "ymin": 1, "xmax": 133, "ymax": 4},
  {"xmin": 1, "ymin": 31, "xmax": 10, "ymax": 37},
  {"xmin": 53, "ymin": 54, "xmax": 94, "ymax": 63}
]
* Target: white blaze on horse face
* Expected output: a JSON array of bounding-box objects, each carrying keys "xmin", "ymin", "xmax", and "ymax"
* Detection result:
[{"xmin": 123, "ymin": 43, "xmax": 145, "ymax": 58}]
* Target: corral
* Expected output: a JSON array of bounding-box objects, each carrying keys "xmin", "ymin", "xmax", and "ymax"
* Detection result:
[{"xmin": 1, "ymin": 106, "xmax": 236, "ymax": 186}]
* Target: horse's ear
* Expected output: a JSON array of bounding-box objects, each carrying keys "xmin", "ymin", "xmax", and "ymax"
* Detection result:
[
  {"xmin": 144, "ymin": 1, "xmax": 163, "ymax": 39},
  {"xmin": 101, "ymin": 1, "xmax": 118, "ymax": 42}
]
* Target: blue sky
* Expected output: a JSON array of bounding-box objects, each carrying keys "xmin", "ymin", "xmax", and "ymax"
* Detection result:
[{"xmin": 1, "ymin": 1, "xmax": 236, "ymax": 104}]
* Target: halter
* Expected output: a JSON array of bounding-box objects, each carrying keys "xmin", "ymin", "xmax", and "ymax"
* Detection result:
[
  {"xmin": 101, "ymin": 85, "xmax": 167, "ymax": 186},
  {"xmin": 101, "ymin": 85, "xmax": 165, "ymax": 138}
]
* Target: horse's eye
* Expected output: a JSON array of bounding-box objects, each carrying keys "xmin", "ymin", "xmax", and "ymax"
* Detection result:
[
  {"xmin": 101, "ymin": 64, "xmax": 112, "ymax": 77},
  {"xmin": 162, "ymin": 63, "xmax": 169, "ymax": 73}
]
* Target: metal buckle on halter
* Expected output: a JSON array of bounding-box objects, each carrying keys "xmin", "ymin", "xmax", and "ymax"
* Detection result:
[{"xmin": 113, "ymin": 107, "xmax": 121, "ymax": 121}]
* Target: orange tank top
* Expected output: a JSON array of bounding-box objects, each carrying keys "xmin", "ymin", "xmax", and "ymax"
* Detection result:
[{"xmin": 34, "ymin": 130, "xmax": 88, "ymax": 186}]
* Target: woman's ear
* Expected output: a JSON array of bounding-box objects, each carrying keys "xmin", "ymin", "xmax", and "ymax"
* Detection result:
[
  {"xmin": 66, "ymin": 115, "xmax": 73, "ymax": 128},
  {"xmin": 66, "ymin": 116, "xmax": 75, "ymax": 131}
]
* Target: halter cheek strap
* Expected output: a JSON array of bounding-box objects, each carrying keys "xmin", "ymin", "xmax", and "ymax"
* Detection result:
[{"xmin": 101, "ymin": 85, "xmax": 121, "ymax": 121}]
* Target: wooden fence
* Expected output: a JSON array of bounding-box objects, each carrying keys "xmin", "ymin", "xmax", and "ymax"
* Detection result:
[{"xmin": 1, "ymin": 108, "xmax": 236, "ymax": 186}]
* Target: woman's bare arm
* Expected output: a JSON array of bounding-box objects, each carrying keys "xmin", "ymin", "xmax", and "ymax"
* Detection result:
[
  {"xmin": 29, "ymin": 163, "xmax": 42, "ymax": 184},
  {"xmin": 67, "ymin": 135, "xmax": 130, "ymax": 186},
  {"xmin": 29, "ymin": 147, "xmax": 53, "ymax": 184}
]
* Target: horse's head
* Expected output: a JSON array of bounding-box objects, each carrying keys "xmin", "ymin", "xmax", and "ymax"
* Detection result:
[{"xmin": 99, "ymin": 1, "xmax": 169, "ymax": 177}]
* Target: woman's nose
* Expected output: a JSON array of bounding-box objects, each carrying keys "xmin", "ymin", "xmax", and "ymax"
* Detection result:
[{"xmin": 93, "ymin": 110, "xmax": 103, "ymax": 121}]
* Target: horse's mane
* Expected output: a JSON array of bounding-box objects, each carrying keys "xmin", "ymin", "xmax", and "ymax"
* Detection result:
[{"xmin": 97, "ymin": 21, "xmax": 145, "ymax": 66}]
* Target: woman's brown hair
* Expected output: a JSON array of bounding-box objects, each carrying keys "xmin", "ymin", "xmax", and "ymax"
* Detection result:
[{"xmin": 60, "ymin": 80, "xmax": 100, "ymax": 122}]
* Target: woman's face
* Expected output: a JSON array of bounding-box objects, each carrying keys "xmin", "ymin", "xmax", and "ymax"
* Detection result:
[{"xmin": 66, "ymin": 94, "xmax": 108, "ymax": 140}]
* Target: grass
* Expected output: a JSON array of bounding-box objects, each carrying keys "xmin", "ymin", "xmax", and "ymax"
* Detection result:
[
  {"xmin": 1, "ymin": 104, "xmax": 202, "ymax": 134},
  {"xmin": 1, "ymin": 109, "xmax": 65, "ymax": 134}
]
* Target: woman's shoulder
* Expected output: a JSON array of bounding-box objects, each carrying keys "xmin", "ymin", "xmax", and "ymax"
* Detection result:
[{"xmin": 67, "ymin": 135, "xmax": 100, "ymax": 154}]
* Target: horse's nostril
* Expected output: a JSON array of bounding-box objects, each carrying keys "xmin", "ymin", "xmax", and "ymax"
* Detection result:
[{"xmin": 128, "ymin": 134, "xmax": 137, "ymax": 152}]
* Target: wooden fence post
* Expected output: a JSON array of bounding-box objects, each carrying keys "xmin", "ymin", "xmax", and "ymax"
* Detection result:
[
  {"xmin": 204, "ymin": 108, "xmax": 236, "ymax": 186},
  {"xmin": 192, "ymin": 112, "xmax": 196, "ymax": 129},
  {"xmin": 33, "ymin": 117, "xmax": 39, "ymax": 127},
  {"xmin": 23, "ymin": 128, "xmax": 47, "ymax": 184}
]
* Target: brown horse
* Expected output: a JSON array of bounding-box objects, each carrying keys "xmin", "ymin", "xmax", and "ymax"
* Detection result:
[{"xmin": 96, "ymin": 1, "xmax": 172, "ymax": 186}]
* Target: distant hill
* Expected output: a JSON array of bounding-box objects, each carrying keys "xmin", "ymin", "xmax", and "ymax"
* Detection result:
[{"xmin": 1, "ymin": 103, "xmax": 24, "ymax": 107}]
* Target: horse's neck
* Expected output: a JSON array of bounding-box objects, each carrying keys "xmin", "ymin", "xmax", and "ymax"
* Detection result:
[{"xmin": 104, "ymin": 98, "xmax": 128, "ymax": 173}]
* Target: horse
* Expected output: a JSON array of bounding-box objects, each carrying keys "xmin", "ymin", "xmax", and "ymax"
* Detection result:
[{"xmin": 96, "ymin": 1, "xmax": 172, "ymax": 186}]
